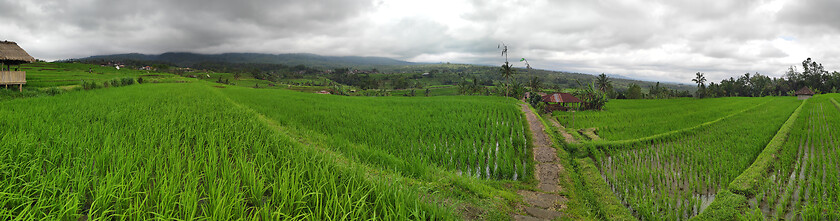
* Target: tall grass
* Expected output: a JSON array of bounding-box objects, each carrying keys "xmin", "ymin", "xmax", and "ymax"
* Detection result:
[
  {"xmin": 217, "ymin": 85, "xmax": 533, "ymax": 181},
  {"xmin": 751, "ymin": 95, "xmax": 840, "ymax": 220},
  {"xmin": 0, "ymin": 83, "xmax": 450, "ymax": 219},
  {"xmin": 554, "ymin": 97, "xmax": 773, "ymax": 140},
  {"xmin": 591, "ymin": 97, "xmax": 800, "ymax": 220}
]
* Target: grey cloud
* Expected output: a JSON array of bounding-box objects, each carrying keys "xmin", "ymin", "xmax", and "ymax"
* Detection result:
[
  {"xmin": 2, "ymin": 0, "xmax": 839, "ymax": 84},
  {"xmin": 779, "ymin": 0, "xmax": 840, "ymax": 31}
]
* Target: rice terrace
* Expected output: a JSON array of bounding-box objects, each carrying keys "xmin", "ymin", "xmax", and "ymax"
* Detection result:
[{"xmin": 3, "ymin": 1, "xmax": 840, "ymax": 221}]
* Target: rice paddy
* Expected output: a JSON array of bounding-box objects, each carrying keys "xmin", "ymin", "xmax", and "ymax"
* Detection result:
[
  {"xmin": 217, "ymin": 86, "xmax": 532, "ymax": 181},
  {"xmin": 0, "ymin": 83, "xmax": 453, "ymax": 219},
  {"xmin": 554, "ymin": 97, "xmax": 772, "ymax": 141},
  {"xmin": 592, "ymin": 97, "xmax": 800, "ymax": 220},
  {"xmin": 4, "ymin": 62, "xmax": 840, "ymax": 220},
  {"xmin": 748, "ymin": 95, "xmax": 840, "ymax": 220}
]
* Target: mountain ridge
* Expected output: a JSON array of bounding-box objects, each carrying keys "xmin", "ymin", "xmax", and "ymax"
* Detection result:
[{"xmin": 73, "ymin": 52, "xmax": 417, "ymax": 68}]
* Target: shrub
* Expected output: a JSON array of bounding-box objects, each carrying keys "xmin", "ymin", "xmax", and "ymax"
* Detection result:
[
  {"xmin": 82, "ymin": 80, "xmax": 99, "ymax": 90},
  {"xmin": 45, "ymin": 87, "xmax": 63, "ymax": 96},
  {"xmin": 121, "ymin": 77, "xmax": 135, "ymax": 86},
  {"xmin": 110, "ymin": 79, "xmax": 121, "ymax": 87}
]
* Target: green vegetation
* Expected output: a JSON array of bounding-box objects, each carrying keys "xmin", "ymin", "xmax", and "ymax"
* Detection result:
[
  {"xmin": 0, "ymin": 83, "xmax": 450, "ymax": 219},
  {"xmin": 729, "ymin": 98, "xmax": 807, "ymax": 195},
  {"xmin": 576, "ymin": 158, "xmax": 636, "ymax": 221},
  {"xmin": 689, "ymin": 190, "xmax": 746, "ymax": 221},
  {"xmin": 744, "ymin": 95, "xmax": 840, "ymax": 220},
  {"xmin": 217, "ymin": 86, "xmax": 532, "ymax": 181},
  {"xmin": 550, "ymin": 95, "xmax": 803, "ymax": 220},
  {"xmin": 21, "ymin": 62, "xmax": 177, "ymax": 88},
  {"xmin": 554, "ymin": 97, "xmax": 772, "ymax": 141},
  {"xmin": 6, "ymin": 60, "xmax": 839, "ymax": 220}
]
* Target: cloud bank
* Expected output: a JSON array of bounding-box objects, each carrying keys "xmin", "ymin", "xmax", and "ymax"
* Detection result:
[{"xmin": 2, "ymin": 0, "xmax": 838, "ymax": 83}]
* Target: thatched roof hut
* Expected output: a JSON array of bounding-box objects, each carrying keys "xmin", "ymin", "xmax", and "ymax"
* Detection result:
[
  {"xmin": 1, "ymin": 41, "xmax": 34, "ymax": 91},
  {"xmin": 0, "ymin": 41, "xmax": 36, "ymax": 65},
  {"xmin": 795, "ymin": 87, "xmax": 814, "ymax": 100}
]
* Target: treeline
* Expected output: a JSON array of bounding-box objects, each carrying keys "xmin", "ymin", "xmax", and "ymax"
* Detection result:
[
  {"xmin": 190, "ymin": 62, "xmax": 320, "ymax": 81},
  {"xmin": 618, "ymin": 82, "xmax": 693, "ymax": 99},
  {"xmin": 701, "ymin": 58, "xmax": 840, "ymax": 98}
]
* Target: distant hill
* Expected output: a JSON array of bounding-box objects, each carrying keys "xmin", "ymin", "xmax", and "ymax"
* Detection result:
[
  {"xmin": 71, "ymin": 52, "xmax": 695, "ymax": 92},
  {"xmin": 74, "ymin": 52, "xmax": 416, "ymax": 69}
]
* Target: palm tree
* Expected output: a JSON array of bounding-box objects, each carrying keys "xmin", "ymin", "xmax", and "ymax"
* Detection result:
[
  {"xmin": 692, "ymin": 72, "xmax": 707, "ymax": 98},
  {"xmin": 498, "ymin": 43, "xmax": 517, "ymax": 96},
  {"xmin": 528, "ymin": 76, "xmax": 542, "ymax": 92},
  {"xmin": 596, "ymin": 73, "xmax": 612, "ymax": 92},
  {"xmin": 691, "ymin": 72, "xmax": 707, "ymax": 88}
]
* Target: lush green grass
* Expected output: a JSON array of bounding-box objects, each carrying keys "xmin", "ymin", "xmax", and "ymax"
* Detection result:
[
  {"xmin": 0, "ymin": 83, "xmax": 452, "ymax": 219},
  {"xmin": 591, "ymin": 97, "xmax": 800, "ymax": 220},
  {"xmin": 216, "ymin": 85, "xmax": 533, "ymax": 181},
  {"xmin": 554, "ymin": 97, "xmax": 773, "ymax": 141}
]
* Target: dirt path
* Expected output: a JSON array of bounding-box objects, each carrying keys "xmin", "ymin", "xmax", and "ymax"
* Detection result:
[
  {"xmin": 514, "ymin": 104, "xmax": 567, "ymax": 220},
  {"xmin": 547, "ymin": 117, "xmax": 579, "ymax": 144}
]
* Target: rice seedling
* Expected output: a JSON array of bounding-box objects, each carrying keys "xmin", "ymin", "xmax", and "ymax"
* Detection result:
[
  {"xmin": 0, "ymin": 83, "xmax": 452, "ymax": 219},
  {"xmin": 592, "ymin": 97, "xmax": 800, "ymax": 220},
  {"xmin": 216, "ymin": 85, "xmax": 533, "ymax": 181},
  {"xmin": 554, "ymin": 97, "xmax": 773, "ymax": 141},
  {"xmin": 750, "ymin": 95, "xmax": 840, "ymax": 220}
]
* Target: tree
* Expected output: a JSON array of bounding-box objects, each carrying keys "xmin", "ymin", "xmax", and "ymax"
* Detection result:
[
  {"xmin": 520, "ymin": 58, "xmax": 532, "ymax": 69},
  {"xmin": 528, "ymin": 76, "xmax": 543, "ymax": 92},
  {"xmin": 596, "ymin": 73, "xmax": 612, "ymax": 93},
  {"xmin": 574, "ymin": 82, "xmax": 608, "ymax": 110},
  {"xmin": 498, "ymin": 42, "xmax": 517, "ymax": 97},
  {"xmin": 691, "ymin": 72, "xmax": 707, "ymax": 98},
  {"xmin": 627, "ymin": 83, "xmax": 643, "ymax": 99}
]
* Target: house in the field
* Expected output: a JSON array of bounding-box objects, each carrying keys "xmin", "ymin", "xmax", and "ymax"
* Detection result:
[
  {"xmin": 542, "ymin": 92, "xmax": 581, "ymax": 112},
  {"xmin": 795, "ymin": 87, "xmax": 815, "ymax": 100},
  {"xmin": 0, "ymin": 41, "xmax": 36, "ymax": 92}
]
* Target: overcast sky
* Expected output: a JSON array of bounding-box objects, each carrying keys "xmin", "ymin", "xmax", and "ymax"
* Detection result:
[{"xmin": 2, "ymin": 0, "xmax": 839, "ymax": 83}]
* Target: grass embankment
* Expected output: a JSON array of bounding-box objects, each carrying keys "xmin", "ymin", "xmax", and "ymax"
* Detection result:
[
  {"xmin": 0, "ymin": 83, "xmax": 452, "ymax": 219},
  {"xmin": 576, "ymin": 158, "xmax": 636, "ymax": 220}
]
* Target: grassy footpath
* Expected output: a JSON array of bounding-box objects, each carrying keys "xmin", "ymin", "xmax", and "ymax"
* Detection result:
[{"xmin": 528, "ymin": 104, "xmax": 597, "ymax": 220}]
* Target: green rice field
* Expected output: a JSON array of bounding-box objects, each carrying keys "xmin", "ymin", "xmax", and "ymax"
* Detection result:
[{"xmin": 3, "ymin": 62, "xmax": 839, "ymax": 220}]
